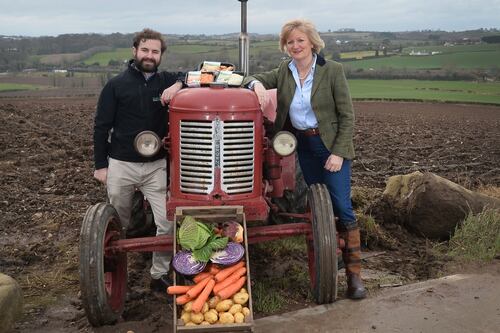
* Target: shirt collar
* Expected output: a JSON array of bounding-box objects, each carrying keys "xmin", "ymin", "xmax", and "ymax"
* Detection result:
[{"xmin": 288, "ymin": 53, "xmax": 317, "ymax": 75}]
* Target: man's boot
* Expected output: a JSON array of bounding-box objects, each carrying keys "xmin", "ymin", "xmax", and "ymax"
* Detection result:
[{"xmin": 339, "ymin": 224, "xmax": 367, "ymax": 299}]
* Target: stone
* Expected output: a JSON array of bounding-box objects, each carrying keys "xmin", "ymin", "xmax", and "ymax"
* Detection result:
[
  {"xmin": 0, "ymin": 273, "xmax": 23, "ymax": 333},
  {"xmin": 376, "ymin": 171, "xmax": 500, "ymax": 239}
]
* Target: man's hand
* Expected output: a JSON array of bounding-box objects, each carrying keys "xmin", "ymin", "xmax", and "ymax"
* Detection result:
[
  {"xmin": 252, "ymin": 82, "xmax": 269, "ymax": 109},
  {"xmin": 94, "ymin": 168, "xmax": 108, "ymax": 184},
  {"xmin": 161, "ymin": 81, "xmax": 183, "ymax": 106},
  {"xmin": 324, "ymin": 154, "xmax": 343, "ymax": 172}
]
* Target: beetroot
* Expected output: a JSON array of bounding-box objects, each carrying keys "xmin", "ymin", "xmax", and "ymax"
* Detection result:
[{"xmin": 222, "ymin": 221, "xmax": 244, "ymax": 243}]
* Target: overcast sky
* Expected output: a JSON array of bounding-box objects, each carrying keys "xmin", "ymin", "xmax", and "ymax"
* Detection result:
[{"xmin": 1, "ymin": 0, "xmax": 499, "ymax": 37}]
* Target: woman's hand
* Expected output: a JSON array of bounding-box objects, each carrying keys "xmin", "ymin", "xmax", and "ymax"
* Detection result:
[
  {"xmin": 252, "ymin": 82, "xmax": 269, "ymax": 109},
  {"xmin": 324, "ymin": 154, "xmax": 343, "ymax": 172}
]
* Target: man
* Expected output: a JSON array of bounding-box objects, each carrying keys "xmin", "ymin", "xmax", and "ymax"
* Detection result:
[{"xmin": 93, "ymin": 28, "xmax": 183, "ymax": 292}]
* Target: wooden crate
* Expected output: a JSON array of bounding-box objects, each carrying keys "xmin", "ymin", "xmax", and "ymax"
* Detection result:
[{"xmin": 173, "ymin": 206, "xmax": 253, "ymax": 333}]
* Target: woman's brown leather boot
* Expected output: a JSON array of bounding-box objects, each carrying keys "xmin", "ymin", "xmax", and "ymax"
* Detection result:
[{"xmin": 339, "ymin": 224, "xmax": 367, "ymax": 299}]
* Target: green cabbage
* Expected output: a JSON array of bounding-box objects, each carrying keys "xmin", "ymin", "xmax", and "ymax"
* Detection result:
[
  {"xmin": 178, "ymin": 216, "xmax": 212, "ymax": 251},
  {"xmin": 193, "ymin": 234, "xmax": 229, "ymax": 262}
]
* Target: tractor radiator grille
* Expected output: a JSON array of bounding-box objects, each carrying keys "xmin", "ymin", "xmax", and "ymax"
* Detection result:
[
  {"xmin": 222, "ymin": 121, "xmax": 255, "ymax": 194},
  {"xmin": 179, "ymin": 119, "xmax": 255, "ymax": 195},
  {"xmin": 179, "ymin": 121, "xmax": 215, "ymax": 194}
]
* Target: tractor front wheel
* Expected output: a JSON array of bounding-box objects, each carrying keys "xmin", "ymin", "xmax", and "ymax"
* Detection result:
[
  {"xmin": 306, "ymin": 183, "xmax": 338, "ymax": 304},
  {"xmin": 79, "ymin": 203, "xmax": 127, "ymax": 326}
]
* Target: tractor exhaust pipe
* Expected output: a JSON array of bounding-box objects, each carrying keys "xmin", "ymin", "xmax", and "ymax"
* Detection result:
[{"xmin": 238, "ymin": 0, "xmax": 249, "ymax": 75}]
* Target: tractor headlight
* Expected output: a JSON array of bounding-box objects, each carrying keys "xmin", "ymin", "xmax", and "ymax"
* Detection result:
[
  {"xmin": 272, "ymin": 131, "xmax": 297, "ymax": 157},
  {"xmin": 133, "ymin": 131, "xmax": 161, "ymax": 157}
]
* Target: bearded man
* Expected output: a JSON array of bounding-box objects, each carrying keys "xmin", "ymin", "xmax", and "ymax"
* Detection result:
[{"xmin": 93, "ymin": 28, "xmax": 183, "ymax": 292}]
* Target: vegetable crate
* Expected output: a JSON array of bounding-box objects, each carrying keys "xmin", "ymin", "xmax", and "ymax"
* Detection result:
[{"xmin": 173, "ymin": 206, "xmax": 254, "ymax": 333}]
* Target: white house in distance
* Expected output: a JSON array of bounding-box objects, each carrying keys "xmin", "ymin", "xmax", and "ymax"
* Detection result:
[{"xmin": 408, "ymin": 50, "xmax": 442, "ymax": 56}]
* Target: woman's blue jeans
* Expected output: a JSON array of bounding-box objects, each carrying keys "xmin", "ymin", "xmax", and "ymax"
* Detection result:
[{"xmin": 296, "ymin": 133, "xmax": 356, "ymax": 229}]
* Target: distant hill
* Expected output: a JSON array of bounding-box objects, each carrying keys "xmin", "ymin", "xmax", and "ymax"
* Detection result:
[{"xmin": 1, "ymin": 29, "xmax": 499, "ymax": 80}]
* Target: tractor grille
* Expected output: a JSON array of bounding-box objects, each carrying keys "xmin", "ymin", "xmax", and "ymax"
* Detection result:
[
  {"xmin": 222, "ymin": 121, "xmax": 254, "ymax": 194},
  {"xmin": 179, "ymin": 119, "xmax": 255, "ymax": 195},
  {"xmin": 179, "ymin": 121, "xmax": 215, "ymax": 194}
]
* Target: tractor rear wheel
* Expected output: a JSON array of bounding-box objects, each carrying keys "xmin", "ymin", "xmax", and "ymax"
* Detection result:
[
  {"xmin": 79, "ymin": 203, "xmax": 127, "ymax": 326},
  {"xmin": 306, "ymin": 184, "xmax": 338, "ymax": 304}
]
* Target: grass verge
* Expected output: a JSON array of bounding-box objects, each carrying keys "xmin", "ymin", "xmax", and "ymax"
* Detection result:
[
  {"xmin": 448, "ymin": 209, "xmax": 500, "ymax": 261},
  {"xmin": 252, "ymin": 280, "xmax": 286, "ymax": 313},
  {"xmin": 249, "ymin": 236, "xmax": 310, "ymax": 314}
]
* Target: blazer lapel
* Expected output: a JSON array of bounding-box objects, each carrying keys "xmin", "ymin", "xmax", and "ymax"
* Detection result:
[{"xmin": 311, "ymin": 55, "xmax": 327, "ymax": 98}]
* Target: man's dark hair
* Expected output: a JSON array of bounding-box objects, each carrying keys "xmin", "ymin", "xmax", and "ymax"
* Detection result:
[{"xmin": 133, "ymin": 28, "xmax": 167, "ymax": 54}]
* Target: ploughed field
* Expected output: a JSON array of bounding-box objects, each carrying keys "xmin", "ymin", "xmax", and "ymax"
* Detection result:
[{"xmin": 0, "ymin": 97, "xmax": 499, "ymax": 332}]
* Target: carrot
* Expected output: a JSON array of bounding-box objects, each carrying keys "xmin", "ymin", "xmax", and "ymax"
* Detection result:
[
  {"xmin": 207, "ymin": 264, "xmax": 221, "ymax": 275},
  {"xmin": 186, "ymin": 276, "xmax": 212, "ymax": 299},
  {"xmin": 193, "ymin": 272, "xmax": 212, "ymax": 283},
  {"xmin": 167, "ymin": 285, "xmax": 193, "ymax": 295},
  {"xmin": 213, "ymin": 267, "xmax": 247, "ymax": 294},
  {"xmin": 191, "ymin": 279, "xmax": 215, "ymax": 313},
  {"xmin": 214, "ymin": 261, "xmax": 245, "ymax": 283},
  {"xmin": 175, "ymin": 294, "xmax": 193, "ymax": 305},
  {"xmin": 216, "ymin": 276, "xmax": 246, "ymax": 300}
]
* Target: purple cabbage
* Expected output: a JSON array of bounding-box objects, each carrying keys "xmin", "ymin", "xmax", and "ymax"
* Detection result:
[
  {"xmin": 172, "ymin": 250, "xmax": 207, "ymax": 275},
  {"xmin": 210, "ymin": 242, "xmax": 245, "ymax": 265}
]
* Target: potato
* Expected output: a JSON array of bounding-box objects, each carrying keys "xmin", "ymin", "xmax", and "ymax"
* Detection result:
[
  {"xmin": 219, "ymin": 312, "xmax": 235, "ymax": 324},
  {"xmin": 242, "ymin": 307, "xmax": 250, "ymax": 317},
  {"xmin": 215, "ymin": 299, "xmax": 233, "ymax": 312},
  {"xmin": 204, "ymin": 310, "xmax": 218, "ymax": 324},
  {"xmin": 180, "ymin": 312, "xmax": 191, "ymax": 324},
  {"xmin": 208, "ymin": 296, "xmax": 220, "ymax": 309},
  {"xmin": 240, "ymin": 288, "xmax": 247, "ymax": 294},
  {"xmin": 232, "ymin": 292, "xmax": 249, "ymax": 305},
  {"xmin": 185, "ymin": 322, "xmax": 197, "ymax": 326},
  {"xmin": 201, "ymin": 302, "xmax": 209, "ymax": 314},
  {"xmin": 234, "ymin": 312, "xmax": 245, "ymax": 323},
  {"xmin": 200, "ymin": 321, "xmax": 211, "ymax": 325},
  {"xmin": 190, "ymin": 312, "xmax": 204, "ymax": 324},
  {"xmin": 183, "ymin": 301, "xmax": 194, "ymax": 312},
  {"xmin": 229, "ymin": 304, "xmax": 243, "ymax": 315}
]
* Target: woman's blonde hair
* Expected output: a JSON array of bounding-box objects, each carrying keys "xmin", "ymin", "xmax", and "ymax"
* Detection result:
[{"xmin": 279, "ymin": 19, "xmax": 325, "ymax": 54}]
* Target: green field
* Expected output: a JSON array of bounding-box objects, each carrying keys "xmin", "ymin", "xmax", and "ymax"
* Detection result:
[
  {"xmin": 83, "ymin": 48, "xmax": 131, "ymax": 65},
  {"xmin": 0, "ymin": 82, "xmax": 41, "ymax": 92},
  {"xmin": 348, "ymin": 79, "xmax": 500, "ymax": 104},
  {"xmin": 341, "ymin": 51, "xmax": 377, "ymax": 59},
  {"xmin": 81, "ymin": 40, "xmax": 283, "ymax": 66},
  {"xmin": 344, "ymin": 44, "xmax": 500, "ymax": 70}
]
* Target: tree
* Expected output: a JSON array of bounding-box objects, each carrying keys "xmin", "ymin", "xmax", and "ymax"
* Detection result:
[{"xmin": 481, "ymin": 35, "xmax": 500, "ymax": 43}]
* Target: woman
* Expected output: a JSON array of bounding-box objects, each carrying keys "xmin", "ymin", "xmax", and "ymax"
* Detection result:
[{"xmin": 244, "ymin": 19, "xmax": 366, "ymax": 299}]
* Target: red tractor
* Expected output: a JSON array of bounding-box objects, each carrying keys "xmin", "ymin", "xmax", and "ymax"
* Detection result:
[{"xmin": 79, "ymin": 0, "xmax": 340, "ymax": 327}]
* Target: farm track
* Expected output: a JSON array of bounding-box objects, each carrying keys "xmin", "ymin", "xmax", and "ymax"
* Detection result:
[{"xmin": 0, "ymin": 97, "xmax": 499, "ymax": 332}]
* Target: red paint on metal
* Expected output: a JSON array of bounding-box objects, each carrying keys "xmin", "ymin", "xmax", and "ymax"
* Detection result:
[
  {"xmin": 106, "ymin": 235, "xmax": 174, "ymax": 253},
  {"xmin": 103, "ymin": 225, "xmax": 127, "ymax": 311},
  {"xmin": 246, "ymin": 223, "xmax": 312, "ymax": 244},
  {"xmin": 167, "ymin": 87, "xmax": 268, "ymax": 221}
]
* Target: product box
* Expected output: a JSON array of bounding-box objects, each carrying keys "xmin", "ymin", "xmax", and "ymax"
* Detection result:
[{"xmin": 173, "ymin": 206, "xmax": 253, "ymax": 333}]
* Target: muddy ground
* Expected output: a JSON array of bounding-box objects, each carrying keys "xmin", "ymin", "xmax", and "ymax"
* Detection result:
[{"xmin": 0, "ymin": 94, "xmax": 499, "ymax": 332}]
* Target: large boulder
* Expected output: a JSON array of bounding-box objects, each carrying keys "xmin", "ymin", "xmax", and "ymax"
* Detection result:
[
  {"xmin": 0, "ymin": 273, "xmax": 23, "ymax": 333},
  {"xmin": 376, "ymin": 171, "xmax": 500, "ymax": 239}
]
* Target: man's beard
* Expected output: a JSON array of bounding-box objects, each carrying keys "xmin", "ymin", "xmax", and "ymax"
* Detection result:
[{"xmin": 134, "ymin": 57, "xmax": 160, "ymax": 73}]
